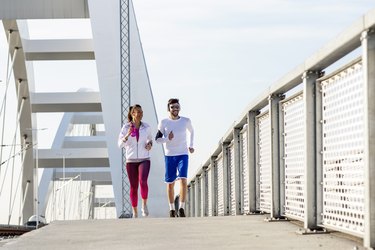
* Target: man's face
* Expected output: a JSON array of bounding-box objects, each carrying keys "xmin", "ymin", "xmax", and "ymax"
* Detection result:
[{"xmin": 169, "ymin": 103, "xmax": 180, "ymax": 117}]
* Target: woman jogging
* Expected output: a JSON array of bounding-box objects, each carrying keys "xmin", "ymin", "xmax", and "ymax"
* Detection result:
[{"xmin": 118, "ymin": 104, "xmax": 153, "ymax": 218}]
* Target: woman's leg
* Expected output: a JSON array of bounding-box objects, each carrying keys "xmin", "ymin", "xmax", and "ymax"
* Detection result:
[
  {"xmin": 126, "ymin": 162, "xmax": 140, "ymax": 217},
  {"xmin": 138, "ymin": 160, "xmax": 150, "ymax": 200},
  {"xmin": 139, "ymin": 160, "xmax": 150, "ymax": 216}
]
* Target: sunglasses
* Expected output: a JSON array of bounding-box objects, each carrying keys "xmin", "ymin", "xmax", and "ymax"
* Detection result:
[{"xmin": 170, "ymin": 105, "xmax": 180, "ymax": 109}]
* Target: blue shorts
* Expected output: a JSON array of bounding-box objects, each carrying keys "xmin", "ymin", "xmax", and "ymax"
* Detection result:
[{"xmin": 164, "ymin": 155, "xmax": 189, "ymax": 183}]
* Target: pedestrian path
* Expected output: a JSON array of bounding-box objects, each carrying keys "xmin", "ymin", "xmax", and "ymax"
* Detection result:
[{"xmin": 0, "ymin": 215, "xmax": 365, "ymax": 250}]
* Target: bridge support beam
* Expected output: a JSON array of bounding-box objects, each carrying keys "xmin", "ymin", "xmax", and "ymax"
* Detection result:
[{"xmin": 361, "ymin": 29, "xmax": 375, "ymax": 249}]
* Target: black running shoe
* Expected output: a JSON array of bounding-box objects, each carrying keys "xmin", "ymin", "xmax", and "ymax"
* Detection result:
[
  {"xmin": 178, "ymin": 208, "xmax": 185, "ymax": 217},
  {"xmin": 169, "ymin": 210, "xmax": 176, "ymax": 218}
]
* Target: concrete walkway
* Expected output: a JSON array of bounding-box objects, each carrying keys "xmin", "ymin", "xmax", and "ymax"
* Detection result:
[{"xmin": 0, "ymin": 215, "xmax": 365, "ymax": 250}]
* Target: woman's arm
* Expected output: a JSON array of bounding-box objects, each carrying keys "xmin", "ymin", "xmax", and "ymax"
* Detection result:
[{"xmin": 118, "ymin": 124, "xmax": 131, "ymax": 148}]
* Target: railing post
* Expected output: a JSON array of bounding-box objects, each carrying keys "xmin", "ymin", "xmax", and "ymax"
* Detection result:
[
  {"xmin": 195, "ymin": 175, "xmax": 201, "ymax": 217},
  {"xmin": 190, "ymin": 180, "xmax": 196, "ymax": 217},
  {"xmin": 255, "ymin": 113, "xmax": 261, "ymax": 213},
  {"xmin": 302, "ymin": 70, "xmax": 321, "ymax": 230},
  {"xmin": 246, "ymin": 111, "xmax": 258, "ymax": 213},
  {"xmin": 209, "ymin": 156, "xmax": 218, "ymax": 216},
  {"xmin": 201, "ymin": 166, "xmax": 208, "ymax": 217},
  {"xmin": 233, "ymin": 128, "xmax": 242, "ymax": 215},
  {"xmin": 269, "ymin": 94, "xmax": 284, "ymax": 219},
  {"xmin": 186, "ymin": 184, "xmax": 191, "ymax": 217},
  {"xmin": 222, "ymin": 141, "xmax": 230, "ymax": 215},
  {"xmin": 361, "ymin": 29, "xmax": 375, "ymax": 249}
]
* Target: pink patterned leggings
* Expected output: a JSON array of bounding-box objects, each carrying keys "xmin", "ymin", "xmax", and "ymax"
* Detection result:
[{"xmin": 125, "ymin": 160, "xmax": 150, "ymax": 207}]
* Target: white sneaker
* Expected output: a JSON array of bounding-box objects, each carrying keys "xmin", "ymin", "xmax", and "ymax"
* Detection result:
[{"xmin": 142, "ymin": 205, "xmax": 149, "ymax": 217}]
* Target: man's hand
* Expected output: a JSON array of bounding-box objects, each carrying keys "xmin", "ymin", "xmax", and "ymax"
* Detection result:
[
  {"xmin": 168, "ymin": 131, "xmax": 174, "ymax": 140},
  {"xmin": 189, "ymin": 147, "xmax": 194, "ymax": 153}
]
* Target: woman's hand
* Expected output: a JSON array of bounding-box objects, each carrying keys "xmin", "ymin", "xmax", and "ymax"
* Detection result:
[
  {"xmin": 122, "ymin": 125, "xmax": 133, "ymax": 142},
  {"xmin": 145, "ymin": 142, "xmax": 152, "ymax": 151}
]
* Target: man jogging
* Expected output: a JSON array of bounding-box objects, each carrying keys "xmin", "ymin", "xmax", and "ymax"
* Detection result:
[{"xmin": 155, "ymin": 98, "xmax": 194, "ymax": 217}]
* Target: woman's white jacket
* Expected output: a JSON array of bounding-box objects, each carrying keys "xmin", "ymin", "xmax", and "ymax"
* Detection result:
[{"xmin": 118, "ymin": 122, "xmax": 153, "ymax": 160}]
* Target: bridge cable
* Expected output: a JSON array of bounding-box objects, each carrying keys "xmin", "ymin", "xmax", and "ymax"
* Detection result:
[
  {"xmin": 7, "ymin": 95, "xmax": 24, "ymax": 224},
  {"xmin": 0, "ymin": 144, "xmax": 31, "ymax": 196},
  {"xmin": 0, "ymin": 95, "xmax": 26, "ymax": 199},
  {"xmin": 0, "ymin": 30, "xmax": 15, "ymax": 181},
  {"xmin": 8, "ymin": 145, "xmax": 29, "ymax": 225},
  {"xmin": 8, "ymin": 136, "xmax": 16, "ymax": 224}
]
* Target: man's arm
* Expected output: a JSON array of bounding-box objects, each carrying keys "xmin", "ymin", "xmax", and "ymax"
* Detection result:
[
  {"xmin": 187, "ymin": 118, "xmax": 194, "ymax": 152},
  {"xmin": 155, "ymin": 121, "xmax": 168, "ymax": 144}
]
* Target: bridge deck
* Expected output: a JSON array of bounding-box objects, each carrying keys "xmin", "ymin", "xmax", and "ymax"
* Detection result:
[{"xmin": 0, "ymin": 215, "xmax": 364, "ymax": 250}]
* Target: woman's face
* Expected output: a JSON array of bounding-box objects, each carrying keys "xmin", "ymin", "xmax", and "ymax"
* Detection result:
[{"xmin": 132, "ymin": 107, "xmax": 143, "ymax": 120}]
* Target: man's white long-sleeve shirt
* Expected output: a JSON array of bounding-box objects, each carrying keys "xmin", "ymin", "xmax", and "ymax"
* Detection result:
[{"xmin": 156, "ymin": 116, "xmax": 194, "ymax": 156}]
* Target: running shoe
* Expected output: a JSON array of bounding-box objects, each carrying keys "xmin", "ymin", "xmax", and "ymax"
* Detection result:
[
  {"xmin": 178, "ymin": 208, "xmax": 185, "ymax": 217},
  {"xmin": 142, "ymin": 205, "xmax": 149, "ymax": 217},
  {"xmin": 169, "ymin": 210, "xmax": 176, "ymax": 218}
]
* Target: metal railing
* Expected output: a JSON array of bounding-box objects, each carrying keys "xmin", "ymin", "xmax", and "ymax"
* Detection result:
[{"xmin": 187, "ymin": 9, "xmax": 375, "ymax": 249}]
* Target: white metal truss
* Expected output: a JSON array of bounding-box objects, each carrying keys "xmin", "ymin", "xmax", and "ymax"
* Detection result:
[{"xmin": 119, "ymin": 0, "xmax": 131, "ymax": 218}]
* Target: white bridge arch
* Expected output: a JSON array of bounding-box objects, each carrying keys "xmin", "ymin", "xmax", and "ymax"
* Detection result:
[{"xmin": 0, "ymin": 0, "xmax": 166, "ymax": 223}]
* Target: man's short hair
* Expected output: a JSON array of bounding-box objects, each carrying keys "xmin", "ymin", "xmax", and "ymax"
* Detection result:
[{"xmin": 167, "ymin": 98, "xmax": 179, "ymax": 110}]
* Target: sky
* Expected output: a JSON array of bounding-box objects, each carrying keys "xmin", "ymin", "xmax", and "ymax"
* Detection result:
[
  {"xmin": 0, "ymin": 1, "xmax": 374, "ymax": 223},
  {"xmin": 131, "ymin": 0, "xmax": 375, "ymax": 176},
  {"xmin": 0, "ymin": 1, "xmax": 374, "ymax": 178}
]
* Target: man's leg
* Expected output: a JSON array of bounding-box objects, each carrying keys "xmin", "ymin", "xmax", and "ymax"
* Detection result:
[
  {"xmin": 165, "ymin": 156, "xmax": 178, "ymax": 217},
  {"xmin": 179, "ymin": 178, "xmax": 187, "ymax": 202},
  {"xmin": 176, "ymin": 155, "xmax": 188, "ymax": 217},
  {"xmin": 167, "ymin": 182, "xmax": 175, "ymax": 203},
  {"xmin": 178, "ymin": 179, "xmax": 187, "ymax": 217},
  {"xmin": 167, "ymin": 182, "xmax": 176, "ymax": 217}
]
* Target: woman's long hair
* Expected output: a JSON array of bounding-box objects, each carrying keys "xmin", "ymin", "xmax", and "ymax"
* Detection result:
[{"xmin": 127, "ymin": 104, "xmax": 142, "ymax": 122}]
